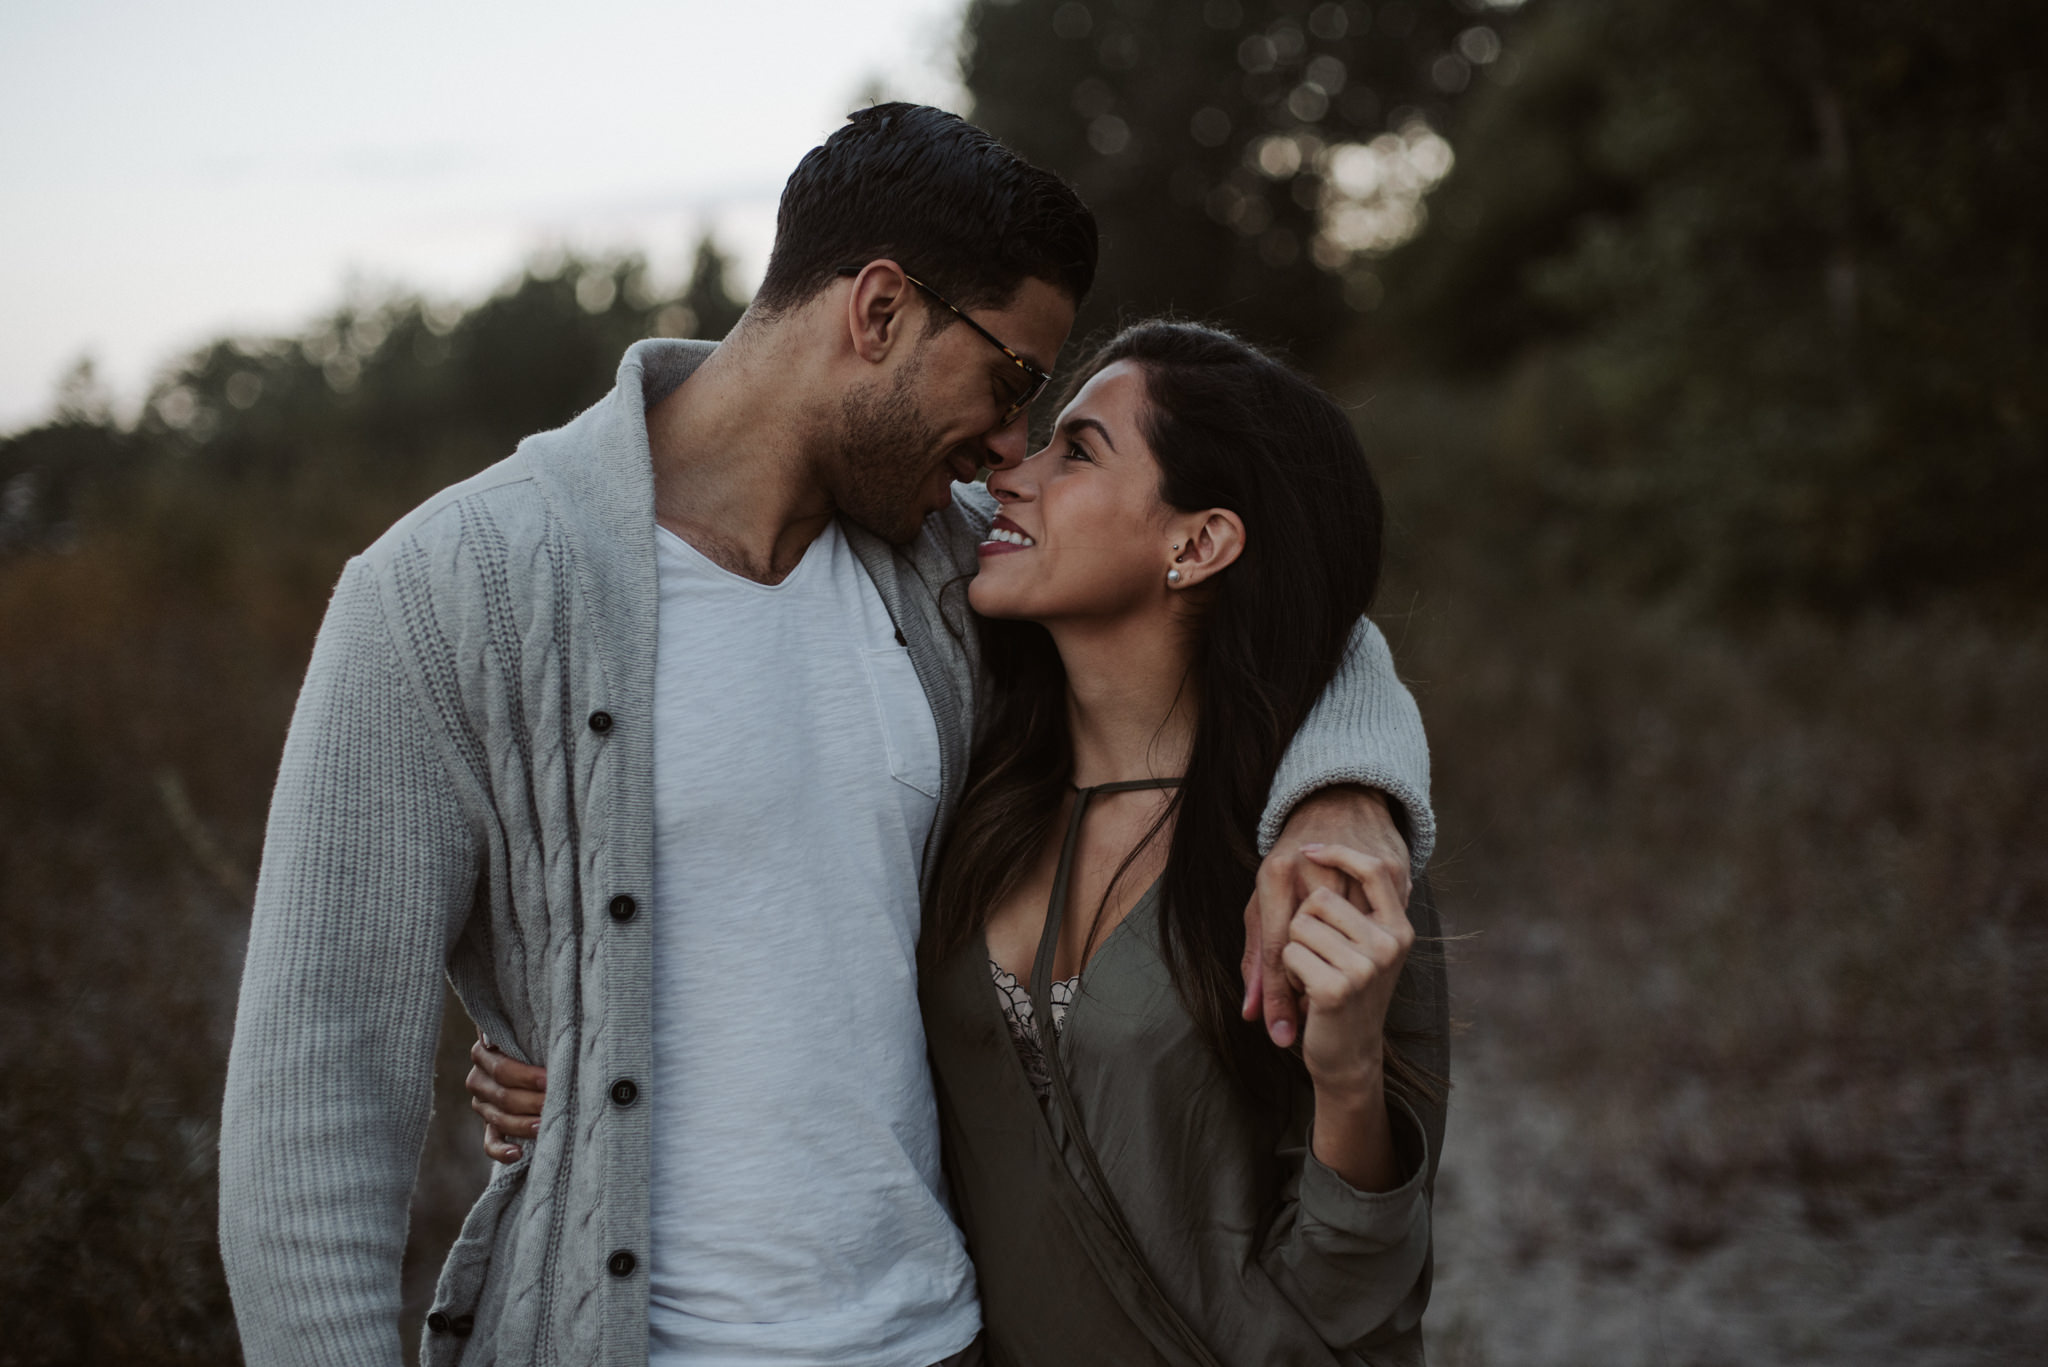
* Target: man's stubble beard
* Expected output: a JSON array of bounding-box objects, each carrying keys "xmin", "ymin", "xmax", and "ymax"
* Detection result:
[{"xmin": 829, "ymin": 346, "xmax": 975, "ymax": 545}]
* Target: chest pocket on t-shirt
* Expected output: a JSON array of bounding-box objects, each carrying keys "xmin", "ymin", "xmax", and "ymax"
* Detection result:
[{"xmin": 861, "ymin": 646, "xmax": 943, "ymax": 799}]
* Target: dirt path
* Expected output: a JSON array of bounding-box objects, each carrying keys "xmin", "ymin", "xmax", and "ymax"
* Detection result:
[{"xmin": 1424, "ymin": 1041, "xmax": 2048, "ymax": 1365}]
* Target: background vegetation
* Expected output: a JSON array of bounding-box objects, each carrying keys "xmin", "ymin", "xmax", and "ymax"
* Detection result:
[{"xmin": 2, "ymin": 0, "xmax": 2042, "ymax": 1362}]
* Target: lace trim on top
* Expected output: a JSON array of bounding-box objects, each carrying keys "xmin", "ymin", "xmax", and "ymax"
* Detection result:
[{"xmin": 990, "ymin": 960, "xmax": 1077, "ymax": 1104}]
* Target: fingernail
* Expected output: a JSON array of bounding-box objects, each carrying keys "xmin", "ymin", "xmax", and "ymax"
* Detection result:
[
  {"xmin": 1301, "ymin": 844, "xmax": 1324, "ymax": 853},
  {"xmin": 1270, "ymin": 1020, "xmax": 1295, "ymax": 1047},
  {"xmin": 508, "ymin": 1146, "xmax": 522, "ymax": 1160}
]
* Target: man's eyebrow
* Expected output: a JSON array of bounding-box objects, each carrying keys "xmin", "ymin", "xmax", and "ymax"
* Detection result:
[{"xmin": 1060, "ymin": 415, "xmax": 1118, "ymax": 452}]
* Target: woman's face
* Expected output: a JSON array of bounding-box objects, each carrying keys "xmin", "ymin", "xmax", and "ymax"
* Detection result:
[{"xmin": 968, "ymin": 359, "xmax": 1182, "ymax": 625}]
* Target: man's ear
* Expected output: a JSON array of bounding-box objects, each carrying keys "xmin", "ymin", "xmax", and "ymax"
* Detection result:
[
  {"xmin": 843, "ymin": 260, "xmax": 918, "ymax": 365},
  {"xmin": 1172, "ymin": 509, "xmax": 1246, "ymax": 588}
]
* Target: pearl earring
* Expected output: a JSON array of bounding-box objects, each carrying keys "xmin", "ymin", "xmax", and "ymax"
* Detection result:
[{"xmin": 1167, "ymin": 569, "xmax": 1183, "ymax": 584}]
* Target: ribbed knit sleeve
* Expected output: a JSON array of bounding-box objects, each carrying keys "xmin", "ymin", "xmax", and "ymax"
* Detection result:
[
  {"xmin": 1258, "ymin": 617, "xmax": 1435, "ymax": 871},
  {"xmin": 220, "ymin": 557, "xmax": 478, "ymax": 1367}
]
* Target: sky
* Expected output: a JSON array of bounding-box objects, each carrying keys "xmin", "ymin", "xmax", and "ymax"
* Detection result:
[{"xmin": 0, "ymin": 0, "xmax": 965, "ymax": 430}]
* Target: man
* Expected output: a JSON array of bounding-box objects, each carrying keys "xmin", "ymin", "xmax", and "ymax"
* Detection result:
[{"xmin": 219, "ymin": 104, "xmax": 1435, "ymax": 1367}]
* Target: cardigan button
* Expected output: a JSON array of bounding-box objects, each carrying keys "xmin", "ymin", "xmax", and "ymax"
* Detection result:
[
  {"xmin": 427, "ymin": 1312, "xmax": 450, "ymax": 1334},
  {"xmin": 608, "ymin": 895, "xmax": 637, "ymax": 922},
  {"xmin": 587, "ymin": 710, "xmax": 613, "ymax": 734},
  {"xmin": 610, "ymin": 1078, "xmax": 638, "ymax": 1107},
  {"xmin": 608, "ymin": 1249, "xmax": 637, "ymax": 1278}
]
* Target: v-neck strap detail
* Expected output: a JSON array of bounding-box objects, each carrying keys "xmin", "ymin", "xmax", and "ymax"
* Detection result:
[
  {"xmin": 1028, "ymin": 777, "xmax": 1180, "ymax": 1037},
  {"xmin": 1019, "ymin": 773, "xmax": 1228, "ymax": 1367}
]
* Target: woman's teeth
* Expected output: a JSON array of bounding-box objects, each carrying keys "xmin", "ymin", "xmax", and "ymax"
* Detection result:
[{"xmin": 986, "ymin": 528, "xmax": 1035, "ymax": 547}]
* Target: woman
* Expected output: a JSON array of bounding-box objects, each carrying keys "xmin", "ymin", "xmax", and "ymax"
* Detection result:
[{"xmin": 470, "ymin": 321, "xmax": 1446, "ymax": 1365}]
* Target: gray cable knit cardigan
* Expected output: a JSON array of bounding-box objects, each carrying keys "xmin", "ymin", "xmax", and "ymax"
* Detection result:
[{"xmin": 217, "ymin": 338, "xmax": 1436, "ymax": 1367}]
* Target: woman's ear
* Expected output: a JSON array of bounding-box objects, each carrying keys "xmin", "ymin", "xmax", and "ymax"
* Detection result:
[{"xmin": 1169, "ymin": 509, "xmax": 1246, "ymax": 588}]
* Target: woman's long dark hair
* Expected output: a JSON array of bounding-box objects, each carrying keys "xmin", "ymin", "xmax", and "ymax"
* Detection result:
[{"xmin": 928, "ymin": 320, "xmax": 1399, "ymax": 1098}]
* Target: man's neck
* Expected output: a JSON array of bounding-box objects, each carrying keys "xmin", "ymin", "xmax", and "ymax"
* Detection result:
[
  {"xmin": 645, "ymin": 321, "xmax": 834, "ymax": 584},
  {"xmin": 1053, "ymin": 613, "xmax": 1199, "ymax": 788}
]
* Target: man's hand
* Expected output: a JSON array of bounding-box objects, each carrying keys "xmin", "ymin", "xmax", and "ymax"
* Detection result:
[{"xmin": 1243, "ymin": 786, "xmax": 1412, "ymax": 1048}]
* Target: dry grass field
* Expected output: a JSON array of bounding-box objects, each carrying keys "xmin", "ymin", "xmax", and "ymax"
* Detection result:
[{"xmin": 1365, "ymin": 386, "xmax": 2048, "ymax": 1365}]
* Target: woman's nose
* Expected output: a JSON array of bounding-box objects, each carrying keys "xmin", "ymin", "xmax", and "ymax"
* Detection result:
[{"xmin": 987, "ymin": 451, "xmax": 1042, "ymax": 503}]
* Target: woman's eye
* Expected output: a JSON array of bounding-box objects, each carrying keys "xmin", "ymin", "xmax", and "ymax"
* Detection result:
[{"xmin": 1063, "ymin": 440, "xmax": 1092, "ymax": 462}]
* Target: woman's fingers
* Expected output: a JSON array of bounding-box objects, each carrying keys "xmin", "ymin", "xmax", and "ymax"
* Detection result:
[
  {"xmin": 483, "ymin": 1121, "xmax": 523, "ymax": 1164},
  {"xmin": 470, "ymin": 1035, "xmax": 550, "ymax": 1094},
  {"xmin": 1287, "ymin": 903, "xmax": 1373, "ymax": 973},
  {"xmin": 1301, "ymin": 843, "xmax": 1409, "ymax": 929},
  {"xmin": 1293, "ymin": 884, "xmax": 1376, "ymax": 945},
  {"xmin": 469, "ymin": 1091, "xmax": 541, "ymax": 1139},
  {"xmin": 467, "ymin": 1034, "xmax": 547, "ymax": 1146},
  {"xmin": 465, "ymin": 1060, "xmax": 546, "ymax": 1115},
  {"xmin": 1286, "ymin": 909, "xmax": 1396, "ymax": 1013},
  {"xmin": 470, "ymin": 1032, "xmax": 543, "ymax": 1159},
  {"xmin": 1280, "ymin": 940, "xmax": 1350, "ymax": 1003},
  {"xmin": 1295, "ymin": 886, "xmax": 1407, "ymax": 967},
  {"xmin": 1301, "ymin": 846, "xmax": 1415, "ymax": 951}
]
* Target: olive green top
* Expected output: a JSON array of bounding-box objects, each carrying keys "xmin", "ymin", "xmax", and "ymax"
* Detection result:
[{"xmin": 921, "ymin": 783, "xmax": 1448, "ymax": 1367}]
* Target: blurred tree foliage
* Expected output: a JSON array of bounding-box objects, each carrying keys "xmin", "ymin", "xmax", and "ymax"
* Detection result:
[
  {"xmin": 1372, "ymin": 0, "xmax": 2048, "ymax": 605},
  {"xmin": 675, "ymin": 236, "xmax": 750, "ymax": 344},
  {"xmin": 0, "ymin": 238, "xmax": 747, "ymax": 560},
  {"xmin": 962, "ymin": 0, "xmax": 2043, "ymax": 606},
  {"xmin": 961, "ymin": 0, "xmax": 1512, "ymax": 359}
]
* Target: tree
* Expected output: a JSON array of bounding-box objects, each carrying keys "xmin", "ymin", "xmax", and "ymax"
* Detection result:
[
  {"xmin": 961, "ymin": 0, "xmax": 1511, "ymax": 361},
  {"xmin": 666, "ymin": 234, "xmax": 749, "ymax": 342},
  {"xmin": 1373, "ymin": 0, "xmax": 2048, "ymax": 605}
]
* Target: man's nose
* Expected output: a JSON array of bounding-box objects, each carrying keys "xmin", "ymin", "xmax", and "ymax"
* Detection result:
[{"xmin": 980, "ymin": 411, "xmax": 1032, "ymax": 471}]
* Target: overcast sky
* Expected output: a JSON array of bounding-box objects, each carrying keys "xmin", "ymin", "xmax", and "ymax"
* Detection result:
[{"xmin": 0, "ymin": 0, "xmax": 964, "ymax": 429}]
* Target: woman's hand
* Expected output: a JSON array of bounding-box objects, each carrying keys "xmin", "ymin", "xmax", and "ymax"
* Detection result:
[
  {"xmin": 1280, "ymin": 842, "xmax": 1415, "ymax": 1191},
  {"xmin": 466, "ymin": 1033, "xmax": 547, "ymax": 1164},
  {"xmin": 1243, "ymin": 786, "xmax": 1410, "ymax": 1049}
]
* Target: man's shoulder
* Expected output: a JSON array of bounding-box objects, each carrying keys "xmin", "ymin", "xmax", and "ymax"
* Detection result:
[{"xmin": 357, "ymin": 447, "xmax": 549, "ymax": 579}]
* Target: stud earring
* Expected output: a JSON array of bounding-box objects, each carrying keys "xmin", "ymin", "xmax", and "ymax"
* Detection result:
[{"xmin": 1167, "ymin": 569, "xmax": 1183, "ymax": 584}]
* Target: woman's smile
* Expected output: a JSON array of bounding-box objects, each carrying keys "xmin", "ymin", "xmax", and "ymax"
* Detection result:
[{"xmin": 978, "ymin": 513, "xmax": 1037, "ymax": 556}]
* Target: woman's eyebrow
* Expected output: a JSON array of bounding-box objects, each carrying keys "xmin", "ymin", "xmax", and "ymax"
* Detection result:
[{"xmin": 1060, "ymin": 415, "xmax": 1118, "ymax": 452}]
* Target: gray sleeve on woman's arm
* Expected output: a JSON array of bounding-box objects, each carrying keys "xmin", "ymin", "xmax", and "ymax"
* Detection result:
[
  {"xmin": 1259, "ymin": 1094, "xmax": 1435, "ymax": 1358},
  {"xmin": 1257, "ymin": 616, "xmax": 1435, "ymax": 871},
  {"xmin": 218, "ymin": 558, "xmax": 478, "ymax": 1367}
]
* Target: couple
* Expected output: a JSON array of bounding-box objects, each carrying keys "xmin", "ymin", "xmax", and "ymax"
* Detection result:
[{"xmin": 219, "ymin": 104, "xmax": 1445, "ymax": 1367}]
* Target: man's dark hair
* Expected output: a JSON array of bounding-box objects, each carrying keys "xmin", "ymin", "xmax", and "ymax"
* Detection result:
[{"xmin": 754, "ymin": 103, "xmax": 1097, "ymax": 321}]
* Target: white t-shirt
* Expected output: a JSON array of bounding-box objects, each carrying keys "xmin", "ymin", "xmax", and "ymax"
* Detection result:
[{"xmin": 646, "ymin": 520, "xmax": 979, "ymax": 1367}]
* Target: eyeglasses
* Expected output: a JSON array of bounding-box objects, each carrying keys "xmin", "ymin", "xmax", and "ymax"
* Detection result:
[{"xmin": 835, "ymin": 264, "xmax": 1052, "ymax": 427}]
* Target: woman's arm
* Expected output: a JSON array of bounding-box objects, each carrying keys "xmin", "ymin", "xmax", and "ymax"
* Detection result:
[
  {"xmin": 1258, "ymin": 843, "xmax": 1441, "ymax": 1354},
  {"xmin": 1286, "ymin": 843, "xmax": 1415, "ymax": 1188}
]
